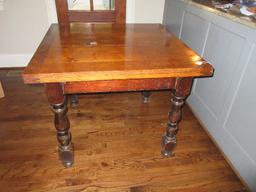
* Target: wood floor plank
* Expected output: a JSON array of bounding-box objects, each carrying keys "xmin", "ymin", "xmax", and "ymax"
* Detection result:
[{"xmin": 0, "ymin": 72, "xmax": 247, "ymax": 192}]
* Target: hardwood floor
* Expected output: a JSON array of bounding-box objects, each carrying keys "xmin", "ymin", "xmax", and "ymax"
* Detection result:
[{"xmin": 0, "ymin": 70, "xmax": 247, "ymax": 192}]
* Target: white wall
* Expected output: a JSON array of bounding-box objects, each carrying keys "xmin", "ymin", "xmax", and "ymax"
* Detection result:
[
  {"xmin": 0, "ymin": 0, "xmax": 165, "ymax": 67},
  {"xmin": 0, "ymin": 0, "xmax": 50, "ymax": 67},
  {"xmin": 126, "ymin": 0, "xmax": 165, "ymax": 23}
]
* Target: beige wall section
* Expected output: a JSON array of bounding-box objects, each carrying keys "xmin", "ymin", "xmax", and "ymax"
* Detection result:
[
  {"xmin": 0, "ymin": 0, "xmax": 50, "ymax": 67},
  {"xmin": 0, "ymin": 0, "xmax": 165, "ymax": 67},
  {"xmin": 126, "ymin": 0, "xmax": 165, "ymax": 23}
]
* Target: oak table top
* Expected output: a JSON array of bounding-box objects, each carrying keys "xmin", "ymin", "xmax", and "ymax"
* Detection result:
[
  {"xmin": 22, "ymin": 23, "xmax": 214, "ymax": 167},
  {"xmin": 23, "ymin": 23, "xmax": 213, "ymax": 84}
]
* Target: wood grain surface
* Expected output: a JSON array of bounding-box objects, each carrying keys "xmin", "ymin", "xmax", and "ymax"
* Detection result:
[
  {"xmin": 23, "ymin": 24, "xmax": 213, "ymax": 84},
  {"xmin": 0, "ymin": 70, "xmax": 246, "ymax": 192},
  {"xmin": 64, "ymin": 78, "xmax": 176, "ymax": 94}
]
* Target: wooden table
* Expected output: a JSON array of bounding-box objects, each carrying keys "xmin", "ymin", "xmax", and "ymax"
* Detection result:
[{"xmin": 23, "ymin": 23, "xmax": 213, "ymax": 167}]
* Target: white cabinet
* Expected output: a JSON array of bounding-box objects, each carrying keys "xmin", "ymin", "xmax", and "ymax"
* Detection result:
[
  {"xmin": 196, "ymin": 24, "xmax": 246, "ymax": 122},
  {"xmin": 225, "ymin": 46, "xmax": 256, "ymax": 179},
  {"xmin": 181, "ymin": 12, "xmax": 209, "ymax": 55},
  {"xmin": 163, "ymin": 0, "xmax": 184, "ymax": 37},
  {"xmin": 164, "ymin": 1, "xmax": 256, "ymax": 190}
]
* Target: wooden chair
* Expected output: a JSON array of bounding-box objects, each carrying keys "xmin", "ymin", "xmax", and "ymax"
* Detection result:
[
  {"xmin": 55, "ymin": 0, "xmax": 126, "ymax": 25},
  {"xmin": 54, "ymin": 0, "xmax": 151, "ymax": 105}
]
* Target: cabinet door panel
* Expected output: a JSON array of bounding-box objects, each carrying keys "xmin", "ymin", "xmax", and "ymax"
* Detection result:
[
  {"xmin": 181, "ymin": 12, "xmax": 208, "ymax": 55},
  {"xmin": 164, "ymin": 0, "xmax": 184, "ymax": 37},
  {"xmin": 225, "ymin": 47, "xmax": 256, "ymax": 162},
  {"xmin": 195, "ymin": 24, "xmax": 245, "ymax": 119}
]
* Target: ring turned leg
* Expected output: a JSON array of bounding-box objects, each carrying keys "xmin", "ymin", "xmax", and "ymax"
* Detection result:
[
  {"xmin": 161, "ymin": 78, "xmax": 193, "ymax": 157},
  {"xmin": 161, "ymin": 96, "xmax": 185, "ymax": 157},
  {"xmin": 142, "ymin": 91, "xmax": 152, "ymax": 103},
  {"xmin": 70, "ymin": 94, "xmax": 79, "ymax": 107},
  {"xmin": 46, "ymin": 83, "xmax": 74, "ymax": 167}
]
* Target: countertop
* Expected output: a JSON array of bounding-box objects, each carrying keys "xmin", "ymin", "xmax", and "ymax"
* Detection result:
[{"xmin": 181, "ymin": 0, "xmax": 256, "ymax": 28}]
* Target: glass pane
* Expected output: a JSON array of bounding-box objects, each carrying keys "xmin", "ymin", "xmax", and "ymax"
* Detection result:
[
  {"xmin": 68, "ymin": 0, "xmax": 90, "ymax": 10},
  {"xmin": 94, "ymin": 0, "xmax": 115, "ymax": 10}
]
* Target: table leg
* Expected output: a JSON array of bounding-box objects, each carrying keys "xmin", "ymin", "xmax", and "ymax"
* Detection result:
[
  {"xmin": 142, "ymin": 91, "xmax": 152, "ymax": 103},
  {"xmin": 70, "ymin": 94, "xmax": 79, "ymax": 107},
  {"xmin": 161, "ymin": 78, "xmax": 193, "ymax": 157},
  {"xmin": 45, "ymin": 83, "xmax": 74, "ymax": 167}
]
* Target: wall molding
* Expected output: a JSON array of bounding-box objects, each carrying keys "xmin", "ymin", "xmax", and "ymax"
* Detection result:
[
  {"xmin": 0, "ymin": 54, "xmax": 33, "ymax": 68},
  {"xmin": 44, "ymin": 0, "xmax": 58, "ymax": 25}
]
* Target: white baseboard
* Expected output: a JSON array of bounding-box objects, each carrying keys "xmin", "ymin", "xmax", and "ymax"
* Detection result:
[{"xmin": 0, "ymin": 54, "xmax": 33, "ymax": 68}]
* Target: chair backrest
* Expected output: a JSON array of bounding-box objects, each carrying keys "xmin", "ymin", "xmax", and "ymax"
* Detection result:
[{"xmin": 55, "ymin": 0, "xmax": 126, "ymax": 25}]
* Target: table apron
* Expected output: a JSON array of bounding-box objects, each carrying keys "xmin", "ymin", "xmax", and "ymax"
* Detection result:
[{"xmin": 63, "ymin": 78, "xmax": 177, "ymax": 94}]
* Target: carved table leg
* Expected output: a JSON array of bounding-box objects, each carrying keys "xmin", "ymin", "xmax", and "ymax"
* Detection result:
[
  {"xmin": 70, "ymin": 94, "xmax": 79, "ymax": 107},
  {"xmin": 142, "ymin": 91, "xmax": 152, "ymax": 103},
  {"xmin": 161, "ymin": 78, "xmax": 193, "ymax": 157},
  {"xmin": 46, "ymin": 83, "xmax": 74, "ymax": 167}
]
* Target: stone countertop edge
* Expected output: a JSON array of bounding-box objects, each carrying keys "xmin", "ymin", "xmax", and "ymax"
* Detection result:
[{"xmin": 180, "ymin": 0, "xmax": 256, "ymax": 29}]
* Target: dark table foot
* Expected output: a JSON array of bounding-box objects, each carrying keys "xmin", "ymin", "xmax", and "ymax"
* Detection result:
[
  {"xmin": 161, "ymin": 78, "xmax": 193, "ymax": 157},
  {"xmin": 58, "ymin": 144, "xmax": 74, "ymax": 167},
  {"xmin": 161, "ymin": 136, "xmax": 176, "ymax": 157}
]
